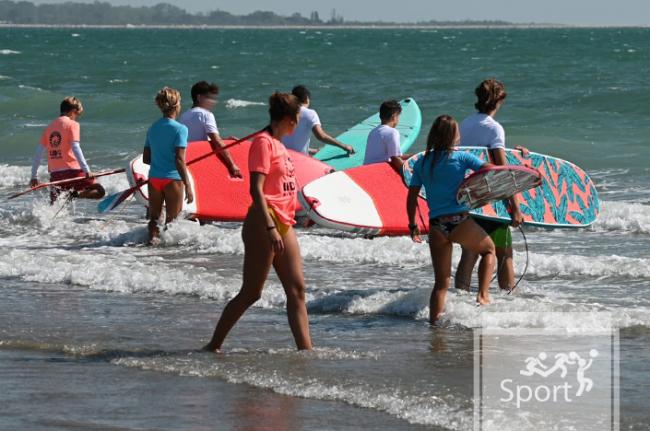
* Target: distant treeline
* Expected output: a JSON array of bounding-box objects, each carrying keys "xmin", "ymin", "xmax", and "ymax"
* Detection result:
[{"xmin": 0, "ymin": 1, "xmax": 513, "ymax": 26}]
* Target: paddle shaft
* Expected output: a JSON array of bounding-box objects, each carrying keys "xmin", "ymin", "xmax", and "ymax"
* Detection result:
[{"xmin": 8, "ymin": 168, "xmax": 126, "ymax": 200}]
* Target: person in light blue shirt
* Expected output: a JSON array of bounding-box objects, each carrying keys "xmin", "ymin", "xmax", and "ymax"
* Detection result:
[
  {"xmin": 145, "ymin": 117, "xmax": 188, "ymax": 180},
  {"xmin": 143, "ymin": 87, "xmax": 193, "ymax": 244},
  {"xmin": 406, "ymin": 115, "xmax": 495, "ymax": 324}
]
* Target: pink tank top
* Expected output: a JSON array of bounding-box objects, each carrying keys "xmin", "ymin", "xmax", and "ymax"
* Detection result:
[
  {"xmin": 40, "ymin": 116, "xmax": 81, "ymax": 172},
  {"xmin": 248, "ymin": 131, "xmax": 297, "ymax": 226}
]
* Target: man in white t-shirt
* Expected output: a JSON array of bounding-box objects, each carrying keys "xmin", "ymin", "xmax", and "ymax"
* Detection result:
[
  {"xmin": 281, "ymin": 85, "xmax": 354, "ymax": 156},
  {"xmin": 456, "ymin": 79, "xmax": 529, "ymax": 292},
  {"xmin": 363, "ymin": 100, "xmax": 409, "ymax": 170},
  {"xmin": 179, "ymin": 81, "xmax": 241, "ymax": 178}
]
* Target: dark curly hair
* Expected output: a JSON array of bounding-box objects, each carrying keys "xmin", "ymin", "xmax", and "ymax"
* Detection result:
[{"xmin": 474, "ymin": 79, "xmax": 507, "ymax": 113}]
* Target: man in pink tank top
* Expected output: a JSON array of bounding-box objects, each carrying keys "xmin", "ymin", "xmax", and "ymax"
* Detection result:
[{"xmin": 30, "ymin": 97, "xmax": 105, "ymax": 202}]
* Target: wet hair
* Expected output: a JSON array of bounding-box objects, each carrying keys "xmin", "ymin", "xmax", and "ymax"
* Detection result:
[
  {"xmin": 60, "ymin": 96, "xmax": 83, "ymax": 115},
  {"xmin": 291, "ymin": 85, "xmax": 311, "ymax": 104},
  {"xmin": 191, "ymin": 81, "xmax": 219, "ymax": 104},
  {"xmin": 268, "ymin": 92, "xmax": 301, "ymax": 123},
  {"xmin": 424, "ymin": 115, "xmax": 460, "ymax": 171},
  {"xmin": 155, "ymin": 87, "xmax": 181, "ymax": 116},
  {"xmin": 379, "ymin": 100, "xmax": 402, "ymax": 122},
  {"xmin": 474, "ymin": 79, "xmax": 507, "ymax": 113}
]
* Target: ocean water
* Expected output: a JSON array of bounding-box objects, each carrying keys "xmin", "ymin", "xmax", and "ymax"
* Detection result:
[{"xmin": 1, "ymin": 28, "xmax": 649, "ymax": 430}]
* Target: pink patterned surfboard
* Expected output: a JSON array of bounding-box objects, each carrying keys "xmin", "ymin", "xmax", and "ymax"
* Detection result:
[{"xmin": 403, "ymin": 148, "xmax": 600, "ymax": 228}]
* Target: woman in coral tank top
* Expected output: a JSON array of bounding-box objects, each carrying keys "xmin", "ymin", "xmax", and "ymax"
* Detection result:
[{"xmin": 204, "ymin": 92, "xmax": 312, "ymax": 352}]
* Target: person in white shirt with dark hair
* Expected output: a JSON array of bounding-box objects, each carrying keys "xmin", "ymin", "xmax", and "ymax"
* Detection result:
[
  {"xmin": 363, "ymin": 99, "xmax": 411, "ymax": 170},
  {"xmin": 281, "ymin": 85, "xmax": 354, "ymax": 156},
  {"xmin": 179, "ymin": 81, "xmax": 242, "ymax": 178}
]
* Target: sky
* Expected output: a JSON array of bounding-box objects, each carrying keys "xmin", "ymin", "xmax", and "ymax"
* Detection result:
[{"xmin": 25, "ymin": 0, "xmax": 650, "ymax": 26}]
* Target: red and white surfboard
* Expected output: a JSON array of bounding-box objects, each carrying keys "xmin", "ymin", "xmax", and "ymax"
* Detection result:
[
  {"xmin": 299, "ymin": 161, "xmax": 544, "ymax": 237},
  {"xmin": 127, "ymin": 140, "xmax": 334, "ymax": 221},
  {"xmin": 298, "ymin": 162, "xmax": 431, "ymax": 236}
]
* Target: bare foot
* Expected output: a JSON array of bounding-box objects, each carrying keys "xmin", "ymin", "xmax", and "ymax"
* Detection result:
[
  {"xmin": 476, "ymin": 294, "xmax": 491, "ymax": 306},
  {"xmin": 202, "ymin": 343, "xmax": 221, "ymax": 353},
  {"xmin": 429, "ymin": 312, "xmax": 444, "ymax": 325}
]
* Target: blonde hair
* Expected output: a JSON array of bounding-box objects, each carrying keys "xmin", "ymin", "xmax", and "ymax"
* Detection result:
[
  {"xmin": 60, "ymin": 96, "xmax": 83, "ymax": 115},
  {"xmin": 155, "ymin": 87, "xmax": 181, "ymax": 116}
]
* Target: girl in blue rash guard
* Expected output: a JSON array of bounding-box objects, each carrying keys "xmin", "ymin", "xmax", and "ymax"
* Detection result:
[{"xmin": 406, "ymin": 115, "xmax": 496, "ymax": 324}]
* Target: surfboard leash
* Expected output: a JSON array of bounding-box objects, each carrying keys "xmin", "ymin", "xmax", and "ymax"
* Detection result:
[
  {"xmin": 507, "ymin": 225, "xmax": 529, "ymax": 295},
  {"xmin": 51, "ymin": 190, "xmax": 78, "ymax": 220},
  {"xmin": 454, "ymin": 224, "xmax": 530, "ymax": 294}
]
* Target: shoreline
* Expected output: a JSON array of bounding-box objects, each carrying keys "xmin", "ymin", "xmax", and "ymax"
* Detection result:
[{"xmin": 1, "ymin": 23, "xmax": 648, "ymax": 30}]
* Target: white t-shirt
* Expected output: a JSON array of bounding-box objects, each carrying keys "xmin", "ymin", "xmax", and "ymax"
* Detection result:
[
  {"xmin": 459, "ymin": 113, "xmax": 506, "ymax": 150},
  {"xmin": 281, "ymin": 106, "xmax": 321, "ymax": 154},
  {"xmin": 179, "ymin": 107, "xmax": 219, "ymax": 142},
  {"xmin": 363, "ymin": 124, "xmax": 401, "ymax": 165}
]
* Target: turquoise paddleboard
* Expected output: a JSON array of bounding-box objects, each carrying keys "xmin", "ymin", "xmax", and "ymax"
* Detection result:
[{"xmin": 314, "ymin": 98, "xmax": 421, "ymax": 171}]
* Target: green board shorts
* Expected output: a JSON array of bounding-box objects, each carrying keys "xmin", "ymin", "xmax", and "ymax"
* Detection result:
[{"xmin": 474, "ymin": 218, "xmax": 513, "ymax": 248}]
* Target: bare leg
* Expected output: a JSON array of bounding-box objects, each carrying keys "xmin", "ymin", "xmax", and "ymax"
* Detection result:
[
  {"xmin": 496, "ymin": 247, "xmax": 515, "ymax": 290},
  {"xmin": 78, "ymin": 183, "xmax": 105, "ymax": 199},
  {"xmin": 203, "ymin": 209, "xmax": 274, "ymax": 352},
  {"xmin": 162, "ymin": 181, "xmax": 184, "ymax": 223},
  {"xmin": 273, "ymin": 227, "xmax": 312, "ymax": 350},
  {"xmin": 455, "ymin": 248, "xmax": 479, "ymax": 291},
  {"xmin": 449, "ymin": 219, "xmax": 495, "ymax": 306},
  {"xmin": 428, "ymin": 229, "xmax": 453, "ymax": 324},
  {"xmin": 147, "ymin": 183, "xmax": 164, "ymax": 244}
]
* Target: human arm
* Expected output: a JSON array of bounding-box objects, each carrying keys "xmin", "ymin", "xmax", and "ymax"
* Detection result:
[
  {"xmin": 175, "ymin": 147, "xmax": 193, "ymax": 204},
  {"xmin": 406, "ymin": 186, "xmax": 423, "ymax": 243},
  {"xmin": 389, "ymin": 156, "xmax": 405, "ymax": 171},
  {"xmin": 175, "ymin": 127, "xmax": 193, "ymax": 203},
  {"xmin": 514, "ymin": 145, "xmax": 530, "ymax": 157},
  {"xmin": 490, "ymin": 148, "xmax": 523, "ymax": 227},
  {"xmin": 207, "ymin": 132, "xmax": 242, "ymax": 178},
  {"xmin": 250, "ymin": 172, "xmax": 284, "ymax": 253},
  {"xmin": 312, "ymin": 125, "xmax": 354, "ymax": 155},
  {"xmin": 143, "ymin": 130, "xmax": 151, "ymax": 164},
  {"xmin": 142, "ymin": 147, "xmax": 151, "ymax": 165},
  {"xmin": 30, "ymin": 145, "xmax": 45, "ymax": 187},
  {"xmin": 71, "ymin": 142, "xmax": 91, "ymax": 176}
]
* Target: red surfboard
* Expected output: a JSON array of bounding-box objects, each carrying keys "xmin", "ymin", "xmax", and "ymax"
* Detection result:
[
  {"xmin": 127, "ymin": 140, "xmax": 334, "ymax": 221},
  {"xmin": 299, "ymin": 162, "xmax": 542, "ymax": 237},
  {"xmin": 298, "ymin": 162, "xmax": 431, "ymax": 236}
]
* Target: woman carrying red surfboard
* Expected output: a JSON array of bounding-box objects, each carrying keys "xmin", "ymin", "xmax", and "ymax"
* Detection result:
[
  {"xmin": 406, "ymin": 115, "xmax": 496, "ymax": 324},
  {"xmin": 203, "ymin": 92, "xmax": 312, "ymax": 351},
  {"xmin": 143, "ymin": 87, "xmax": 194, "ymax": 244}
]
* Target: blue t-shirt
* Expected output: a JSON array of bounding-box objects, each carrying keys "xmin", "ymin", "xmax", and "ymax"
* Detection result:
[
  {"xmin": 409, "ymin": 151, "xmax": 485, "ymax": 219},
  {"xmin": 144, "ymin": 118, "xmax": 188, "ymax": 180}
]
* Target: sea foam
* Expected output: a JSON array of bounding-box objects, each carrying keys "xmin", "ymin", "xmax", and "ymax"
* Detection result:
[
  {"xmin": 113, "ymin": 354, "xmax": 472, "ymax": 429},
  {"xmin": 225, "ymin": 98, "xmax": 265, "ymax": 109}
]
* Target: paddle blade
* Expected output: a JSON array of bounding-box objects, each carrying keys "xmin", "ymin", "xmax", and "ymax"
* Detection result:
[{"xmin": 97, "ymin": 187, "xmax": 136, "ymax": 214}]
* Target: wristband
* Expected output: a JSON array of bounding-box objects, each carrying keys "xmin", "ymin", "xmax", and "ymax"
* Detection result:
[
  {"xmin": 267, "ymin": 225, "xmax": 277, "ymax": 231},
  {"xmin": 408, "ymin": 224, "xmax": 417, "ymax": 230}
]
